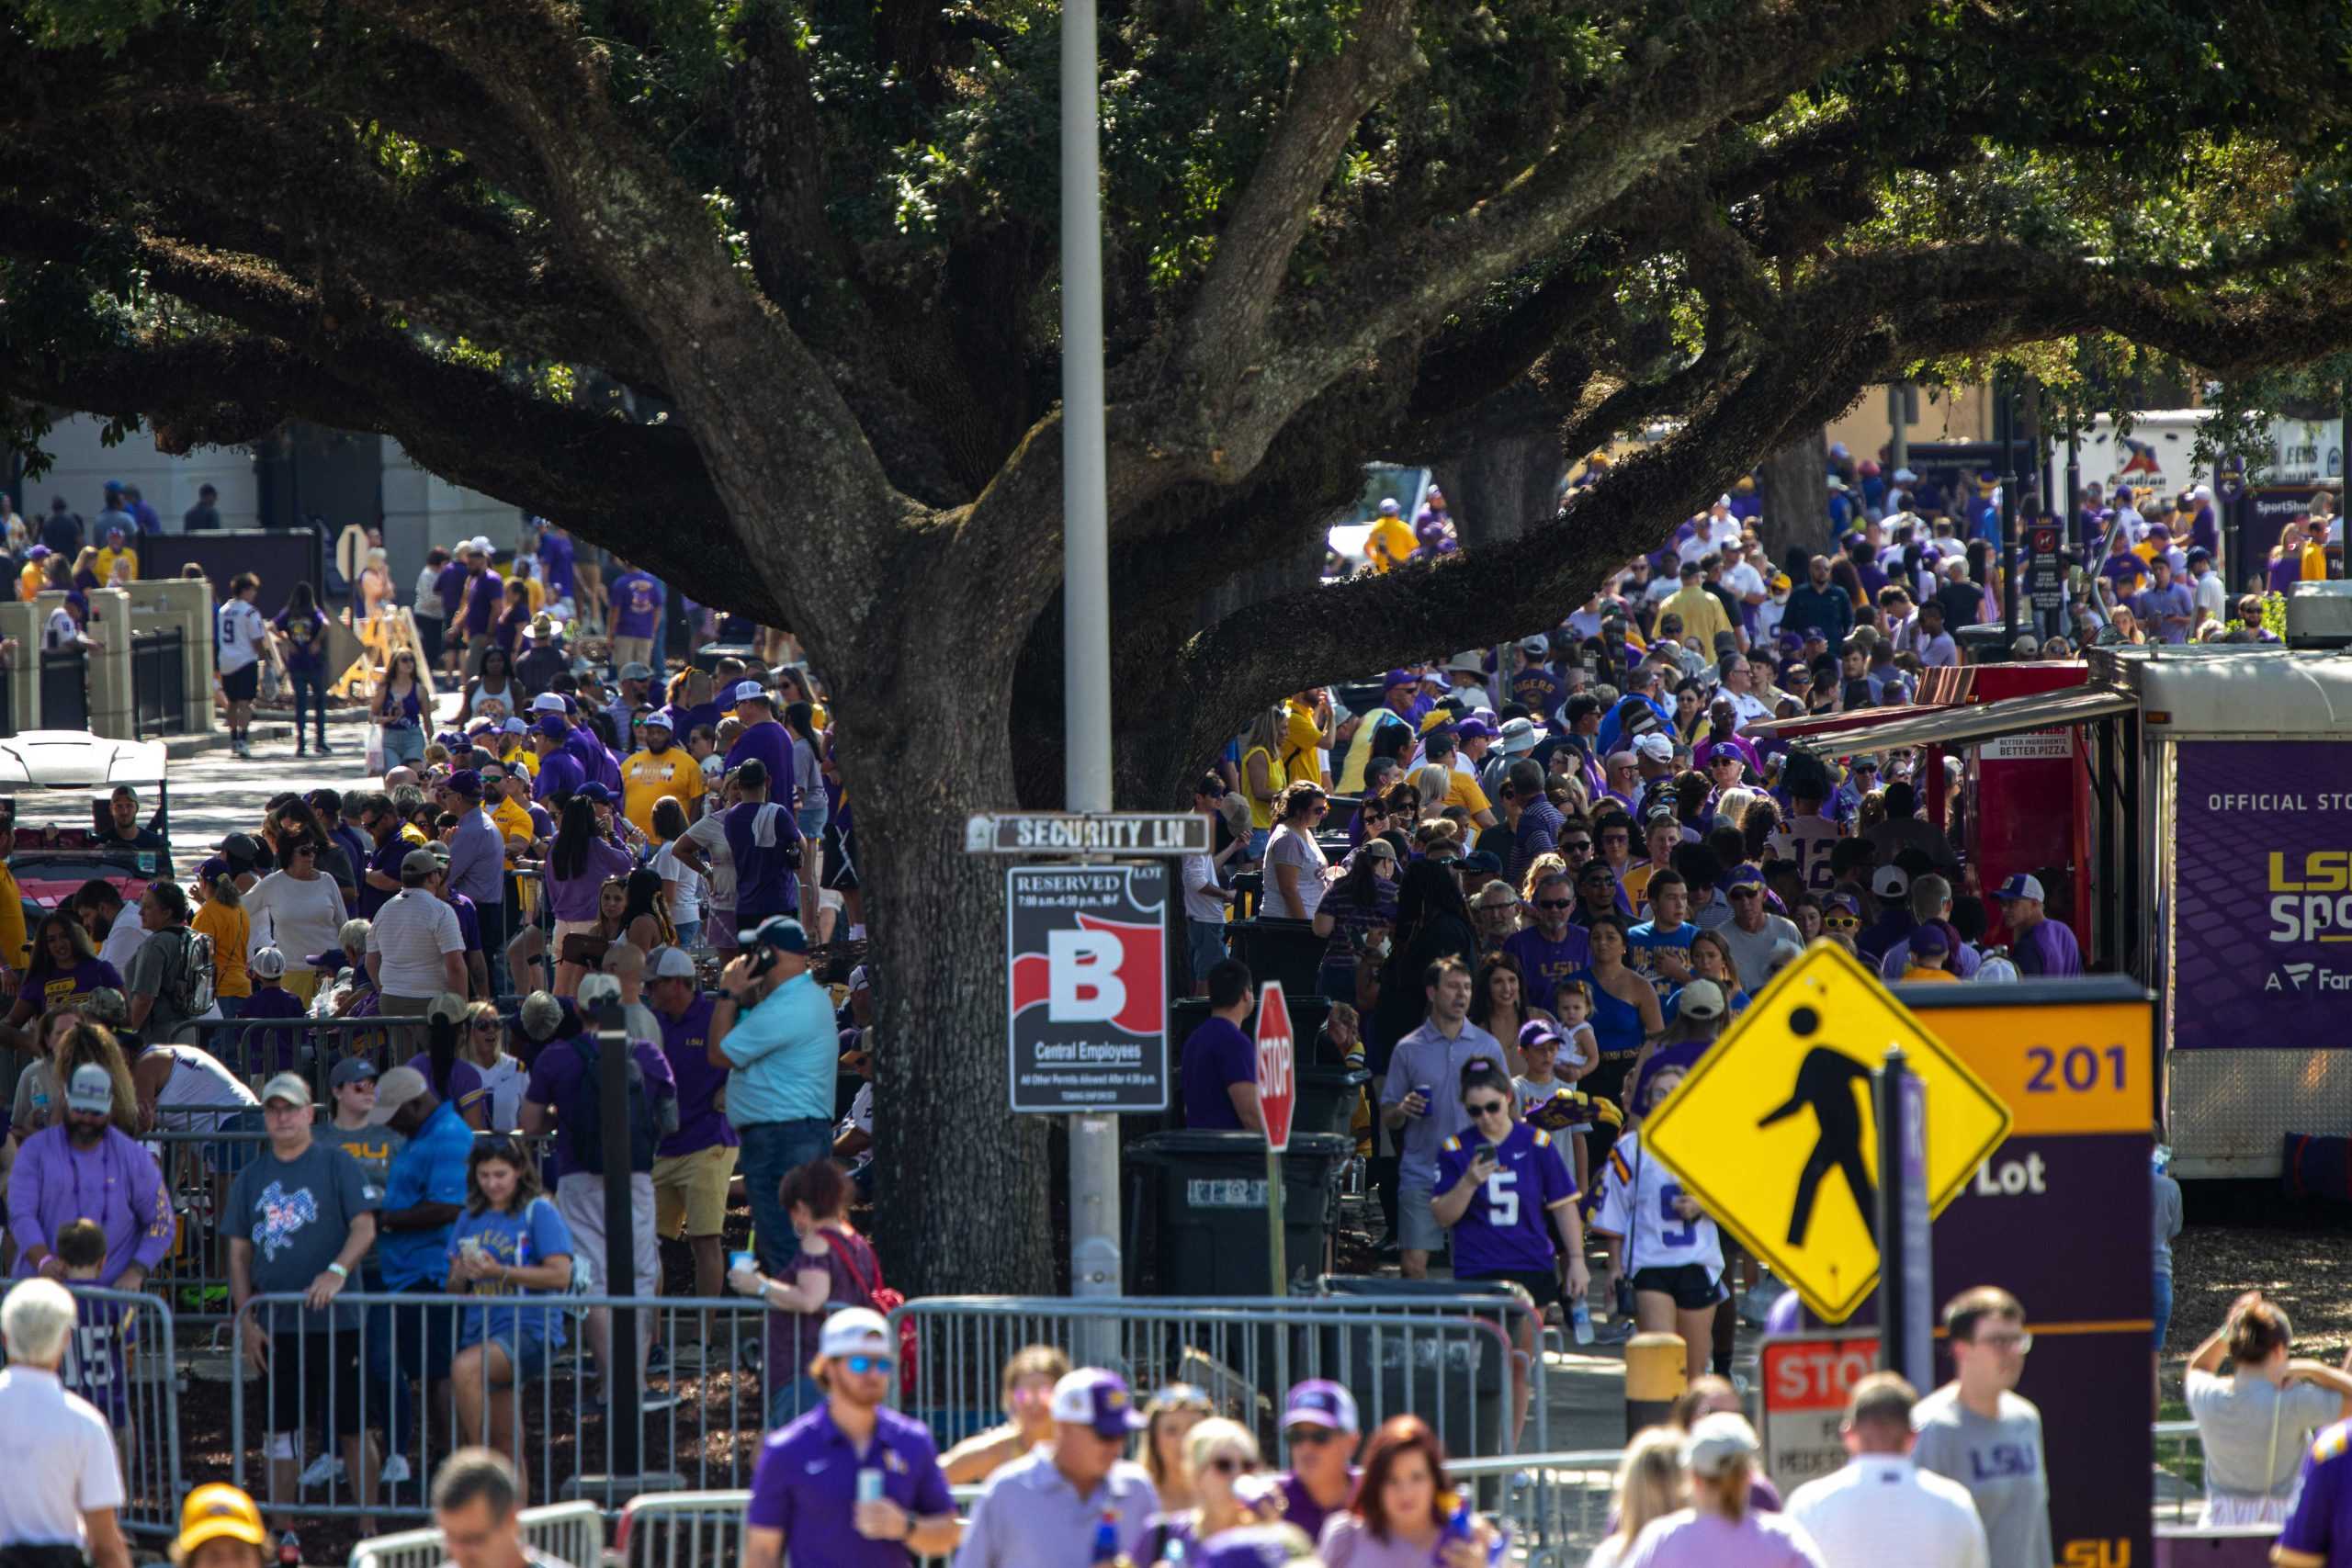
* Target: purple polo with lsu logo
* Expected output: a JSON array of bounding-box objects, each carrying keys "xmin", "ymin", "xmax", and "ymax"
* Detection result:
[
  {"xmin": 744, "ymin": 1402, "xmax": 954, "ymax": 1568},
  {"xmin": 656, "ymin": 995, "xmax": 738, "ymax": 1157},
  {"xmin": 609, "ymin": 570, "xmax": 664, "ymax": 639}
]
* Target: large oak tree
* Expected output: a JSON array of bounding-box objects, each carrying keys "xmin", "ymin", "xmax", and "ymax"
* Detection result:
[{"xmin": 9, "ymin": 0, "xmax": 2352, "ymax": 1292}]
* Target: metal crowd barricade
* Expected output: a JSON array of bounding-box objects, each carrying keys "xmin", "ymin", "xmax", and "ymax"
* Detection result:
[
  {"xmin": 221, "ymin": 1014, "xmax": 435, "ymax": 1102},
  {"xmin": 62, "ymin": 1284, "xmax": 184, "ymax": 1541},
  {"xmin": 349, "ymin": 1500, "xmax": 603, "ymax": 1568},
  {"xmin": 230, "ymin": 1292, "xmax": 784, "ymax": 1524},
  {"xmin": 888, "ymin": 1294, "xmax": 1537, "ymax": 1461},
  {"xmin": 2153, "ymin": 1417, "xmax": 2205, "ymax": 1524}
]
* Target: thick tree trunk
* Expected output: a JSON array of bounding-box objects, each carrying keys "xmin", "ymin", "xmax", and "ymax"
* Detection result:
[
  {"xmin": 1430, "ymin": 429, "xmax": 1566, "ymax": 552},
  {"xmin": 1758, "ymin": 426, "xmax": 1831, "ymax": 573}
]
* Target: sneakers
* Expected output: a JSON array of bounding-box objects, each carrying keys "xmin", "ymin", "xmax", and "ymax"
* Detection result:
[
  {"xmin": 298, "ymin": 1453, "xmax": 345, "ymax": 1489},
  {"xmin": 379, "ymin": 1454, "xmax": 412, "ymax": 1486}
]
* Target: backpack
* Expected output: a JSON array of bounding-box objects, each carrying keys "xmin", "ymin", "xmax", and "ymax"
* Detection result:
[
  {"xmin": 561, "ymin": 1034, "xmax": 662, "ymax": 1175},
  {"xmin": 820, "ymin": 1229, "xmax": 917, "ymax": 1400},
  {"xmin": 162, "ymin": 926, "xmax": 215, "ymax": 1020}
]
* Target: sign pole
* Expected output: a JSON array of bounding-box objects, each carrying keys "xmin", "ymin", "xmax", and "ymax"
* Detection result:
[
  {"xmin": 1061, "ymin": 0, "xmax": 1119, "ymax": 1356},
  {"xmin": 1872, "ymin": 1048, "xmax": 1934, "ymax": 1391},
  {"xmin": 1265, "ymin": 1145, "xmax": 1288, "ymax": 1298}
]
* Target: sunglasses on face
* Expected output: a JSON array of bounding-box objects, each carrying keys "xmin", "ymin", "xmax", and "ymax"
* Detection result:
[
  {"xmin": 840, "ymin": 1354, "xmax": 895, "ymax": 1377},
  {"xmin": 1204, "ymin": 1455, "xmax": 1249, "ymax": 1477},
  {"xmin": 1562, "ymin": 840, "xmax": 1593, "ymax": 853},
  {"xmin": 1284, "ymin": 1427, "xmax": 1339, "ymax": 1447},
  {"xmin": 1825, "ymin": 914, "xmax": 1860, "ymax": 931},
  {"xmin": 1467, "ymin": 1099, "xmax": 1510, "ymax": 1117},
  {"xmin": 1729, "ymin": 887, "xmax": 1762, "ymax": 899},
  {"xmin": 1535, "ymin": 898, "xmax": 1574, "ymax": 910}
]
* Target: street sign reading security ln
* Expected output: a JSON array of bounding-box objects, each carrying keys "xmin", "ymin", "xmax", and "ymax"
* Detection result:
[{"xmin": 1642, "ymin": 942, "xmax": 2012, "ymax": 1324}]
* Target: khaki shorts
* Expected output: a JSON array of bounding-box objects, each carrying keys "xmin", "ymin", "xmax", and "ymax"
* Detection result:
[{"xmin": 651, "ymin": 1144, "xmax": 740, "ymax": 1238}]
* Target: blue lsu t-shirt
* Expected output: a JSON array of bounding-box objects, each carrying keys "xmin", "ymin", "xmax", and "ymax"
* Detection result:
[
  {"xmin": 377, "ymin": 1100, "xmax": 476, "ymax": 1291},
  {"xmin": 1625, "ymin": 919, "xmax": 1701, "ymax": 988},
  {"xmin": 1435, "ymin": 1121, "xmax": 1577, "ymax": 1277},
  {"xmin": 1181, "ymin": 1016, "xmax": 1254, "ymax": 1130},
  {"xmin": 447, "ymin": 1196, "xmax": 574, "ymax": 1349}
]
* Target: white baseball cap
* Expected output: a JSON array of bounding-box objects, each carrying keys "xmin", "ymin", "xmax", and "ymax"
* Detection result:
[
  {"xmin": 650, "ymin": 945, "xmax": 697, "ymax": 980},
  {"xmin": 1634, "ymin": 733, "xmax": 1674, "ymax": 764},
  {"xmin": 529, "ymin": 693, "xmax": 567, "ymax": 714},
  {"xmin": 1685, "ymin": 1411, "xmax": 1760, "ymax": 1478},
  {"xmin": 66, "ymin": 1063, "xmax": 114, "ymax": 1115},
  {"xmin": 250, "ymin": 945, "xmax": 288, "ymax": 979},
  {"xmin": 817, "ymin": 1307, "xmax": 894, "ymax": 1361},
  {"xmin": 732, "ymin": 680, "xmax": 771, "ymax": 705},
  {"xmin": 1995, "ymin": 873, "xmax": 2046, "ymax": 903}
]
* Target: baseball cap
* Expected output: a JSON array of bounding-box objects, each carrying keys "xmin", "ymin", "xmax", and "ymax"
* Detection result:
[
  {"xmin": 1850, "ymin": 754, "xmax": 1880, "ymax": 773},
  {"xmin": 576, "ymin": 781, "xmax": 614, "ymax": 806},
  {"xmin": 816, "ymin": 1306, "xmax": 894, "ymax": 1361},
  {"xmin": 1454, "ymin": 717, "xmax": 1493, "ymax": 741},
  {"xmin": 1377, "ymin": 498, "xmax": 1400, "ymax": 514},
  {"xmin": 618, "ymin": 660, "xmax": 653, "ymax": 682},
  {"xmin": 66, "ymin": 1063, "xmax": 114, "ymax": 1115},
  {"xmin": 330, "ymin": 1055, "xmax": 381, "ymax": 1089},
  {"xmin": 1977, "ymin": 955, "xmax": 2021, "ymax": 983},
  {"xmin": 260, "ymin": 1072, "xmax": 312, "ymax": 1109},
  {"xmin": 1050, "ymin": 1369, "xmax": 1149, "ymax": 1438},
  {"xmin": 1910, "ymin": 923, "xmax": 1950, "ymax": 957},
  {"xmin": 1871, "ymin": 864, "xmax": 1911, "ymax": 900},
  {"xmin": 425, "ymin": 991, "xmax": 470, "ymax": 1027},
  {"xmin": 1283, "ymin": 1379, "xmax": 1360, "ymax": 1435},
  {"xmin": 1704, "ymin": 740, "xmax": 1746, "ymax": 767},
  {"xmin": 650, "ymin": 945, "xmax": 698, "ymax": 979},
  {"xmin": 741, "ymin": 915, "xmax": 810, "ymax": 953},
  {"xmin": 1634, "ymin": 733, "xmax": 1674, "ymax": 764},
  {"xmin": 530, "ymin": 693, "xmax": 567, "ymax": 714},
  {"xmin": 399, "ymin": 848, "xmax": 443, "ymax": 878},
  {"xmin": 732, "ymin": 680, "xmax": 772, "ymax": 704},
  {"xmin": 81, "ymin": 987, "xmax": 126, "ymax": 1025},
  {"xmin": 1995, "ymin": 872, "xmax": 2046, "ymax": 903},
  {"xmin": 1498, "ymin": 717, "xmax": 1538, "ymax": 756},
  {"xmin": 1685, "ymin": 1411, "xmax": 1761, "ymax": 1479},
  {"xmin": 1676, "ymin": 979, "xmax": 1727, "ymax": 1021},
  {"xmin": 503, "ymin": 717, "xmax": 528, "ymax": 735},
  {"xmin": 1826, "ymin": 892, "xmax": 1862, "ymax": 919},
  {"xmin": 535, "ymin": 714, "xmax": 570, "ymax": 738},
  {"xmin": 1382, "ymin": 668, "xmax": 1415, "ymax": 691},
  {"xmin": 1518, "ymin": 1019, "xmax": 1565, "ymax": 1054},
  {"xmin": 1520, "ymin": 634, "xmax": 1550, "ymax": 656},
  {"xmin": 23, "ymin": 545, "xmax": 46, "ymax": 561},
  {"xmin": 1726, "ymin": 865, "xmax": 1766, "ymax": 892},
  {"xmin": 639, "ymin": 707, "xmax": 675, "ymax": 731},
  {"xmin": 1459, "ymin": 850, "xmax": 1502, "ymax": 875},
  {"xmin": 1358, "ymin": 838, "xmax": 1397, "ymax": 863},
  {"xmin": 175, "ymin": 1484, "xmax": 267, "ymax": 1557},
  {"xmin": 250, "ymin": 945, "xmax": 288, "ymax": 979},
  {"xmin": 446, "ymin": 769, "xmax": 482, "ymax": 797},
  {"xmin": 367, "ymin": 1066, "xmax": 431, "ymax": 1125}
]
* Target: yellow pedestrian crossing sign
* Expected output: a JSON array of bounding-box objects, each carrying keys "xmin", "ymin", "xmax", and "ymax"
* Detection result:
[{"xmin": 1642, "ymin": 942, "xmax": 2012, "ymax": 1324}]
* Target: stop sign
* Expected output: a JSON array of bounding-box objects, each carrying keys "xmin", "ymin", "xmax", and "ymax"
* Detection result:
[{"xmin": 1255, "ymin": 980, "xmax": 1296, "ymax": 1152}]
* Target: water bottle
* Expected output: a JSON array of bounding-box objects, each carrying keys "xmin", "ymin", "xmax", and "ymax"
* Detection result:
[
  {"xmin": 1091, "ymin": 1509, "xmax": 1123, "ymax": 1565},
  {"xmin": 1571, "ymin": 1297, "xmax": 1595, "ymax": 1346}
]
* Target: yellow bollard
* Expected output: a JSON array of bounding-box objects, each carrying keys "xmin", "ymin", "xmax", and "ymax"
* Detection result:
[{"xmin": 1625, "ymin": 1331, "xmax": 1688, "ymax": 1437}]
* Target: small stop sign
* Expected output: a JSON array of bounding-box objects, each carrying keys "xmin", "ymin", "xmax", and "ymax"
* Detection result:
[{"xmin": 1256, "ymin": 981, "xmax": 1296, "ymax": 1152}]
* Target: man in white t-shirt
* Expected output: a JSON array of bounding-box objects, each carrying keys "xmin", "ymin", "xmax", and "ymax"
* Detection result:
[
  {"xmin": 2187, "ymin": 547, "xmax": 2229, "ymax": 631},
  {"xmin": 216, "ymin": 571, "xmax": 274, "ymax": 760},
  {"xmin": 72, "ymin": 879, "xmax": 148, "ymax": 976},
  {"xmin": 366, "ymin": 851, "xmax": 468, "ymax": 1011},
  {"xmin": 0, "ymin": 1279, "xmax": 130, "ymax": 1568},
  {"xmin": 1788, "ymin": 1371, "xmax": 1988, "ymax": 1568}
]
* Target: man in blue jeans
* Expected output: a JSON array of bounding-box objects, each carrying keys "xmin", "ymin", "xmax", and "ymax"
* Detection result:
[{"xmin": 710, "ymin": 917, "xmax": 839, "ymax": 1276}]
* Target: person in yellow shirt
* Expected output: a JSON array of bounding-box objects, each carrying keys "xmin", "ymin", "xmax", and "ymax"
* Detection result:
[
  {"xmin": 1659, "ymin": 559, "xmax": 1735, "ymax": 652},
  {"xmin": 16, "ymin": 547, "xmax": 49, "ymax": 604},
  {"xmin": 1280, "ymin": 692, "xmax": 1331, "ymax": 789},
  {"xmin": 620, "ymin": 709, "xmax": 706, "ymax": 840},
  {"xmin": 93, "ymin": 529, "xmax": 138, "ymax": 586},
  {"xmin": 1365, "ymin": 498, "xmax": 1417, "ymax": 573},
  {"xmin": 1238, "ymin": 706, "xmax": 1288, "ymax": 853},
  {"xmin": 2303, "ymin": 524, "xmax": 2332, "ymax": 581},
  {"xmin": 1422, "ymin": 729, "xmax": 1497, "ymax": 829},
  {"xmin": 485, "ymin": 762, "xmax": 541, "ymax": 855}
]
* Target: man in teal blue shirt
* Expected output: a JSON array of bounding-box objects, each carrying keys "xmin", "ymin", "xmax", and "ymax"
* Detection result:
[
  {"xmin": 368, "ymin": 1066, "xmax": 475, "ymax": 1483},
  {"xmin": 711, "ymin": 917, "xmax": 838, "ymax": 1275}
]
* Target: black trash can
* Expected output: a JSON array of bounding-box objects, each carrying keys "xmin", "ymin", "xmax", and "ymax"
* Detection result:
[
  {"xmin": 1956, "ymin": 622, "xmax": 2022, "ymax": 662},
  {"xmin": 1295, "ymin": 1065, "xmax": 1371, "ymax": 1142},
  {"xmin": 1227, "ymin": 917, "xmax": 1328, "ymax": 997},
  {"xmin": 1127, "ymin": 1131, "xmax": 1353, "ymax": 1296},
  {"xmin": 1309, "ymin": 1274, "xmax": 1516, "ymax": 1459}
]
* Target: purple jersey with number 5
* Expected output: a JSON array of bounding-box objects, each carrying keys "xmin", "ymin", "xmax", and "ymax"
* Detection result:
[
  {"xmin": 1434, "ymin": 1122, "xmax": 1577, "ymax": 1276},
  {"xmin": 63, "ymin": 1291, "xmax": 131, "ymax": 1426}
]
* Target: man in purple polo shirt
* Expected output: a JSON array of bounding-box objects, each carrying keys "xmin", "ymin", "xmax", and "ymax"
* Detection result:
[
  {"xmin": 718, "ymin": 760, "xmax": 809, "ymax": 929},
  {"xmin": 743, "ymin": 1307, "xmax": 957, "ymax": 1568},
  {"xmin": 1274, "ymin": 1380, "xmax": 1361, "ymax": 1545},
  {"xmin": 1503, "ymin": 869, "xmax": 1591, "ymax": 1012},
  {"xmin": 356, "ymin": 792, "xmax": 408, "ymax": 920},
  {"xmin": 459, "ymin": 539, "xmax": 504, "ymax": 680},
  {"xmin": 646, "ymin": 945, "xmax": 738, "ymax": 1317},
  {"xmin": 530, "ymin": 716, "xmax": 586, "ymax": 805},
  {"xmin": 606, "ymin": 560, "xmax": 664, "ymax": 678},
  {"xmin": 724, "ymin": 681, "xmax": 797, "ymax": 784},
  {"xmin": 2276, "ymin": 1418, "xmax": 2352, "ymax": 1568},
  {"xmin": 1179, "ymin": 959, "xmax": 1261, "ymax": 1133},
  {"xmin": 1996, "ymin": 874, "xmax": 2082, "ymax": 977}
]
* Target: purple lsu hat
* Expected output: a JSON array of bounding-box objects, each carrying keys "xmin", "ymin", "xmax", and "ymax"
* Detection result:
[
  {"xmin": 1283, "ymin": 1379, "xmax": 1360, "ymax": 1434},
  {"xmin": 1517, "ymin": 1019, "xmax": 1565, "ymax": 1054},
  {"xmin": 575, "ymin": 781, "xmax": 614, "ymax": 806},
  {"xmin": 1705, "ymin": 740, "xmax": 1746, "ymax": 766},
  {"xmin": 1454, "ymin": 717, "xmax": 1494, "ymax": 741},
  {"xmin": 535, "ymin": 714, "xmax": 569, "ymax": 738},
  {"xmin": 1049, "ymin": 1369, "xmax": 1148, "ymax": 1438},
  {"xmin": 1911, "ymin": 922, "xmax": 1951, "ymax": 956},
  {"xmin": 1382, "ymin": 668, "xmax": 1415, "ymax": 690},
  {"xmin": 1726, "ymin": 864, "xmax": 1766, "ymax": 890}
]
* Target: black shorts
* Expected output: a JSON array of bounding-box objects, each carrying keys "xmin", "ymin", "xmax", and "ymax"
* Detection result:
[
  {"xmin": 1469, "ymin": 1268, "xmax": 1564, "ymax": 1314},
  {"xmin": 223, "ymin": 663, "xmax": 260, "ymax": 703},
  {"xmin": 268, "ymin": 1326, "xmax": 369, "ymax": 1438},
  {"xmin": 1631, "ymin": 1263, "xmax": 1726, "ymax": 1312}
]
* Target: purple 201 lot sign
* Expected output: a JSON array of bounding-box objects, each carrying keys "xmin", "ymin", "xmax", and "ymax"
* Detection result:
[{"xmin": 2171, "ymin": 741, "xmax": 2352, "ymax": 1046}]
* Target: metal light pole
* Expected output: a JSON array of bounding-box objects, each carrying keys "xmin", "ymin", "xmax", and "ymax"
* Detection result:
[{"xmin": 1060, "ymin": 0, "xmax": 1123, "ymax": 1337}]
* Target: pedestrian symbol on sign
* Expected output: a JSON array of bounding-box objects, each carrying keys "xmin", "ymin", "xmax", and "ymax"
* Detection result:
[{"xmin": 1757, "ymin": 1017, "xmax": 1876, "ymax": 1247}]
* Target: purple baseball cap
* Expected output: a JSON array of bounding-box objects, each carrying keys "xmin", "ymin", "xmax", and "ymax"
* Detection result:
[
  {"xmin": 1283, "ymin": 1379, "xmax": 1360, "ymax": 1434},
  {"xmin": 1911, "ymin": 922, "xmax": 1950, "ymax": 956},
  {"xmin": 1826, "ymin": 892, "xmax": 1862, "ymax": 918},
  {"xmin": 535, "ymin": 714, "xmax": 569, "ymax": 738},
  {"xmin": 446, "ymin": 770, "xmax": 482, "ymax": 798},
  {"xmin": 1726, "ymin": 864, "xmax": 1766, "ymax": 891},
  {"xmin": 1517, "ymin": 1019, "xmax": 1565, "ymax": 1055},
  {"xmin": 576, "ymin": 781, "xmax": 614, "ymax": 806},
  {"xmin": 1382, "ymin": 669, "xmax": 1415, "ymax": 690},
  {"xmin": 1048, "ymin": 1369, "xmax": 1148, "ymax": 1438},
  {"xmin": 1704, "ymin": 740, "xmax": 1746, "ymax": 767},
  {"xmin": 1454, "ymin": 717, "xmax": 1494, "ymax": 741}
]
